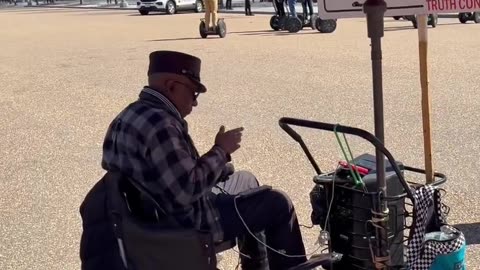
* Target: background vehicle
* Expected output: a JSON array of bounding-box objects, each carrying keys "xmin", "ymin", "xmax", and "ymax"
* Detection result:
[{"xmin": 137, "ymin": 0, "xmax": 203, "ymax": 15}]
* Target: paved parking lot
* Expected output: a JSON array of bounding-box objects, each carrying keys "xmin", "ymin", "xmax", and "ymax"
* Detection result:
[{"xmin": 0, "ymin": 7, "xmax": 479, "ymax": 270}]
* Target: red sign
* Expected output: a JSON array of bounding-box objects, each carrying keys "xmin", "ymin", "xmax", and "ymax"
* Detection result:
[
  {"xmin": 427, "ymin": 0, "xmax": 480, "ymax": 12},
  {"xmin": 316, "ymin": 0, "xmax": 479, "ymax": 19}
]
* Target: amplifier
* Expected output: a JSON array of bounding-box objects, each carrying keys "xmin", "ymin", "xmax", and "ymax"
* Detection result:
[{"xmin": 310, "ymin": 154, "xmax": 407, "ymax": 269}]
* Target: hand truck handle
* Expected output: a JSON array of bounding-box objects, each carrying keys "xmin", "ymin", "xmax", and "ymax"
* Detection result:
[{"xmin": 279, "ymin": 117, "xmax": 418, "ymax": 199}]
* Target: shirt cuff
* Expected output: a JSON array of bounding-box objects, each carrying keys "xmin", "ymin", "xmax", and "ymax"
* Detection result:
[{"xmin": 213, "ymin": 144, "xmax": 231, "ymax": 162}]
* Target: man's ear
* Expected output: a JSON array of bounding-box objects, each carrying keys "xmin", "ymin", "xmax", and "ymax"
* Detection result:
[
  {"xmin": 158, "ymin": 79, "xmax": 175, "ymax": 96},
  {"xmin": 164, "ymin": 79, "xmax": 176, "ymax": 94}
]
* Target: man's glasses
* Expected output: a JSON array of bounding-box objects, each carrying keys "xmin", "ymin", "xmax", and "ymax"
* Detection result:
[
  {"xmin": 193, "ymin": 92, "xmax": 200, "ymax": 101},
  {"xmin": 171, "ymin": 80, "xmax": 201, "ymax": 101}
]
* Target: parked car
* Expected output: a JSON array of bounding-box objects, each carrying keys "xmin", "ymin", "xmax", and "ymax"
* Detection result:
[{"xmin": 137, "ymin": 0, "xmax": 203, "ymax": 15}]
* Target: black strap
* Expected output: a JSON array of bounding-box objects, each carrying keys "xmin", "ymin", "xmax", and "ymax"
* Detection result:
[
  {"xmin": 103, "ymin": 171, "xmax": 217, "ymax": 270},
  {"xmin": 105, "ymin": 171, "xmax": 182, "ymax": 228}
]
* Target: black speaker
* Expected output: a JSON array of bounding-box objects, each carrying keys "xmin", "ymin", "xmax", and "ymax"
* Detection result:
[{"xmin": 310, "ymin": 154, "xmax": 407, "ymax": 269}]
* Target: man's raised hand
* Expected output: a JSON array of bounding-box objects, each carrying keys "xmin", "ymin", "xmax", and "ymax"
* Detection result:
[{"xmin": 215, "ymin": 125, "xmax": 244, "ymax": 154}]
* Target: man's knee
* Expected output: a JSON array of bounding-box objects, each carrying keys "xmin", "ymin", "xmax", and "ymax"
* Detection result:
[
  {"xmin": 266, "ymin": 189, "xmax": 295, "ymax": 214},
  {"xmin": 218, "ymin": 170, "xmax": 260, "ymax": 195},
  {"xmin": 235, "ymin": 170, "xmax": 260, "ymax": 189}
]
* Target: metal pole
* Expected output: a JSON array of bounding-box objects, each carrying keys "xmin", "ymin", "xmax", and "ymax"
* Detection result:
[{"xmin": 363, "ymin": 0, "xmax": 389, "ymax": 269}]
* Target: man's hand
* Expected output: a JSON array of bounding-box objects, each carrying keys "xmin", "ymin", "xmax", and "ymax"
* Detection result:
[{"xmin": 215, "ymin": 125, "xmax": 244, "ymax": 154}]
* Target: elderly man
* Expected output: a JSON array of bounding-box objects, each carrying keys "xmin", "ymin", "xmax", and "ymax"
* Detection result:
[{"xmin": 81, "ymin": 51, "xmax": 307, "ymax": 270}]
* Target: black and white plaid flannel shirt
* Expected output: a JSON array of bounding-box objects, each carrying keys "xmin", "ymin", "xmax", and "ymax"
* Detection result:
[{"xmin": 102, "ymin": 87, "xmax": 227, "ymax": 242}]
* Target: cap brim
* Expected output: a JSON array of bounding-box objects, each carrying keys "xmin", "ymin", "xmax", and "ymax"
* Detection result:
[{"xmin": 187, "ymin": 76, "xmax": 207, "ymax": 93}]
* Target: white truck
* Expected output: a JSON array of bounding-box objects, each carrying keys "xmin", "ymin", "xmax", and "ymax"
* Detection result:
[{"xmin": 137, "ymin": 0, "xmax": 203, "ymax": 15}]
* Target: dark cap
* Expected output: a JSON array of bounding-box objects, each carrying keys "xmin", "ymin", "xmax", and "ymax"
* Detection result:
[{"xmin": 148, "ymin": 50, "xmax": 207, "ymax": 93}]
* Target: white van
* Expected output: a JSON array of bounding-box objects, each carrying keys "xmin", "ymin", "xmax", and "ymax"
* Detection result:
[{"xmin": 137, "ymin": 0, "xmax": 203, "ymax": 15}]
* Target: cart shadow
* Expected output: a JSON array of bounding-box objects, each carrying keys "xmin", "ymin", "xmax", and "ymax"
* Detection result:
[{"xmin": 453, "ymin": 222, "xmax": 480, "ymax": 245}]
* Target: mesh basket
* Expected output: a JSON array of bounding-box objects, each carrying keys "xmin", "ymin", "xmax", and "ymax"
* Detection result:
[{"xmin": 309, "ymin": 166, "xmax": 447, "ymax": 270}]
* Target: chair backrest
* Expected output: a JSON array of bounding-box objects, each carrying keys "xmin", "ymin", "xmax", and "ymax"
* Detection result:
[{"xmin": 104, "ymin": 171, "xmax": 218, "ymax": 270}]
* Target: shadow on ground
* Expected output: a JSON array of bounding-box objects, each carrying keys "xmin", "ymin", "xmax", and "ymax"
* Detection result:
[
  {"xmin": 454, "ymin": 223, "xmax": 480, "ymax": 245},
  {"xmin": 384, "ymin": 22, "xmax": 465, "ymax": 32},
  {"xmin": 146, "ymin": 29, "xmax": 324, "ymax": 40},
  {"xmin": 1, "ymin": 7, "xmax": 134, "ymax": 14},
  {"xmin": 230, "ymin": 29, "xmax": 327, "ymax": 36},
  {"xmin": 0, "ymin": 7, "xmax": 88, "ymax": 13},
  {"xmin": 70, "ymin": 10, "xmax": 133, "ymax": 15},
  {"xmin": 147, "ymin": 36, "xmax": 212, "ymax": 41},
  {"xmin": 127, "ymin": 11, "xmax": 197, "ymax": 16}
]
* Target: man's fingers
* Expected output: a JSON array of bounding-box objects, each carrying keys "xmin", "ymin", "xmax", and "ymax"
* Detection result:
[
  {"xmin": 227, "ymin": 127, "xmax": 244, "ymax": 134},
  {"xmin": 219, "ymin": 125, "xmax": 225, "ymax": 133}
]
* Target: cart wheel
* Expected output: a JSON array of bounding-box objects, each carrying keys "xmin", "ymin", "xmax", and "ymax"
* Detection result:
[
  {"xmin": 310, "ymin": 15, "xmax": 318, "ymax": 30},
  {"xmin": 315, "ymin": 18, "xmax": 337, "ymax": 33},
  {"xmin": 459, "ymin": 12, "xmax": 468, "ymax": 23},
  {"xmin": 199, "ymin": 21, "xmax": 208, "ymax": 38},
  {"xmin": 217, "ymin": 19, "xmax": 227, "ymax": 38},
  {"xmin": 270, "ymin": 16, "xmax": 280, "ymax": 31},
  {"xmin": 474, "ymin": 12, "xmax": 480, "ymax": 23},
  {"xmin": 429, "ymin": 14, "xmax": 438, "ymax": 28}
]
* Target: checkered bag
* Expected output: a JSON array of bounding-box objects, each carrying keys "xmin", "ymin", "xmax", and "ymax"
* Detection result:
[{"xmin": 407, "ymin": 185, "xmax": 466, "ymax": 270}]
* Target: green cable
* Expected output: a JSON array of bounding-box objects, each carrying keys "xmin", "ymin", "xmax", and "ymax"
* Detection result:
[
  {"xmin": 333, "ymin": 125, "xmax": 364, "ymax": 187},
  {"xmin": 342, "ymin": 133, "xmax": 363, "ymax": 185}
]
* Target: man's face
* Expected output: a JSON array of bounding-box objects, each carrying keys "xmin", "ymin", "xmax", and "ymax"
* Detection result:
[{"xmin": 164, "ymin": 74, "xmax": 201, "ymax": 118}]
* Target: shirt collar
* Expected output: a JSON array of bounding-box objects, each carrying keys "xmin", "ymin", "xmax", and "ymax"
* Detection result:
[{"xmin": 141, "ymin": 86, "xmax": 182, "ymax": 120}]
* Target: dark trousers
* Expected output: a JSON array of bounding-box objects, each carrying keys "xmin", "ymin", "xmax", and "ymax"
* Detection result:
[
  {"xmin": 274, "ymin": 0, "xmax": 285, "ymax": 16},
  {"xmin": 244, "ymin": 0, "xmax": 252, "ymax": 15},
  {"xmin": 225, "ymin": 0, "xmax": 232, "ymax": 9},
  {"xmin": 305, "ymin": 0, "xmax": 313, "ymax": 17},
  {"xmin": 213, "ymin": 171, "xmax": 307, "ymax": 270}
]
